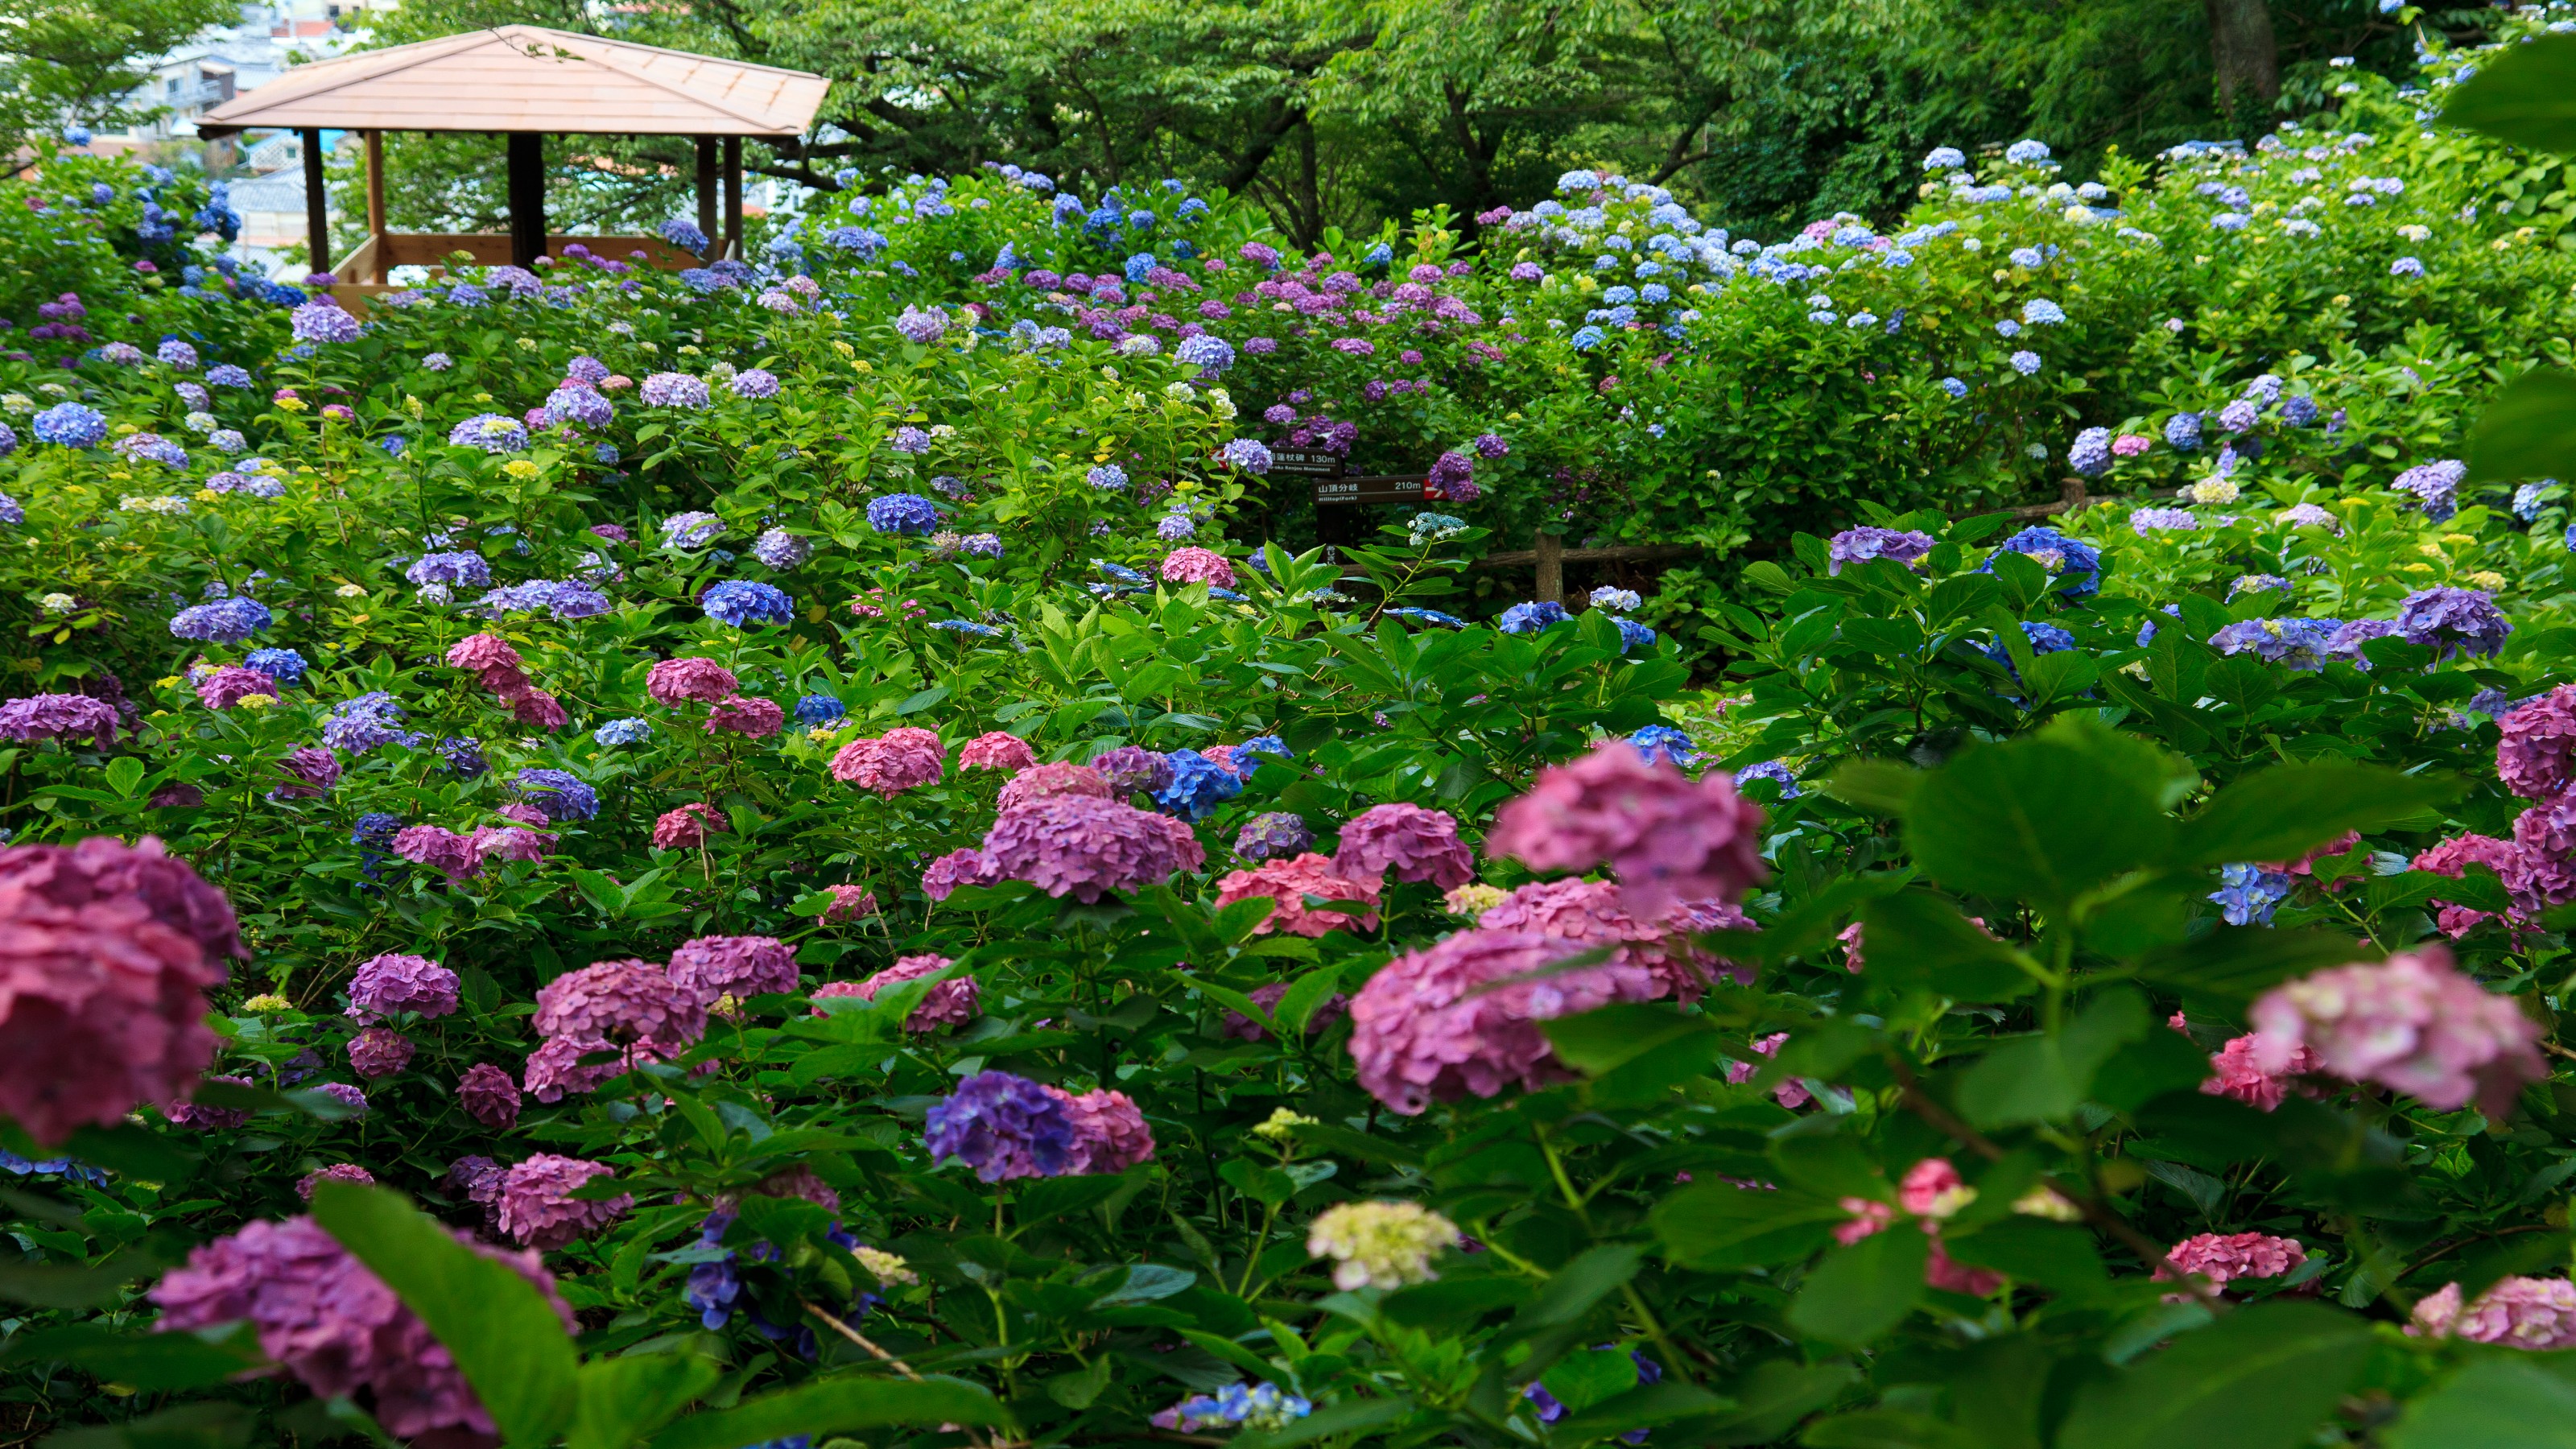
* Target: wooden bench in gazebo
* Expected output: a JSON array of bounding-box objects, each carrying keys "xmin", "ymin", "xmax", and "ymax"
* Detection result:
[{"xmin": 195, "ymin": 26, "xmax": 830, "ymax": 306}]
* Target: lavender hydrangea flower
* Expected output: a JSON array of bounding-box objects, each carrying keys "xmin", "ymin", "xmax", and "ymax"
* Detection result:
[
  {"xmin": 894, "ymin": 306, "xmax": 950, "ymax": 344},
  {"xmin": 662, "ymin": 512, "xmax": 724, "ymax": 549},
  {"xmin": 2008, "ymin": 350, "xmax": 2041, "ymax": 376},
  {"xmin": 542, "ymin": 386, "xmax": 611, "ymax": 428},
  {"xmin": 447, "ymin": 414, "xmax": 527, "ymax": 453},
  {"xmin": 2210, "ymin": 617, "xmax": 2342, "ymax": 671},
  {"xmin": 638, "ymin": 373, "xmax": 710, "ymax": 408},
  {"xmin": 1732, "ymin": 761, "xmax": 1801, "ymax": 797},
  {"xmin": 1235, "ymin": 811, "xmax": 1315, "ymax": 862},
  {"xmin": 514, "ymin": 767, "xmax": 599, "ymax": 822},
  {"xmin": 750, "ymin": 527, "xmax": 811, "ymax": 568},
  {"xmin": 2068, "ymin": 427, "xmax": 2112, "ymax": 476},
  {"xmin": 1220, "ymin": 438, "xmax": 1274, "ymax": 474},
  {"xmin": 2392, "ymin": 460, "xmax": 2467, "ymax": 521},
  {"xmin": 169, "ymin": 597, "xmax": 270, "ymax": 642},
  {"xmin": 2165, "ymin": 412, "xmax": 2202, "ymax": 450},
  {"xmin": 924, "ymin": 1070, "xmax": 1076, "ymax": 1181},
  {"xmin": 1980, "ymin": 525, "xmax": 2100, "ymax": 597},
  {"xmin": 31, "ymin": 402, "xmax": 106, "ymax": 448},
  {"xmin": 890, "ymin": 425, "xmax": 933, "ymax": 454},
  {"xmin": 405, "ymin": 551, "xmax": 490, "ymax": 588},
  {"xmin": 728, "ymin": 369, "xmax": 779, "ymax": 399},
  {"xmin": 1092, "ymin": 745, "xmax": 1175, "ymax": 795},
  {"xmin": 2396, "ymin": 587, "xmax": 2511, "ymax": 658},
  {"xmin": 1827, "ymin": 526, "xmax": 1935, "ymax": 573},
  {"xmin": 1087, "ymin": 464, "xmax": 1129, "ymax": 491},
  {"xmin": 289, "ymin": 302, "xmax": 361, "ymax": 344}
]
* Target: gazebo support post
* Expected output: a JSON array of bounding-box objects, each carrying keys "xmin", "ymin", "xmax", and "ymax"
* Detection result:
[
  {"xmin": 722, "ymin": 135, "xmax": 742, "ymax": 260},
  {"xmin": 299, "ymin": 127, "xmax": 329, "ymax": 280},
  {"xmin": 506, "ymin": 131, "xmax": 545, "ymax": 269},
  {"xmin": 362, "ymin": 130, "xmax": 386, "ymax": 283},
  {"xmin": 695, "ymin": 137, "xmax": 719, "ymax": 260}
]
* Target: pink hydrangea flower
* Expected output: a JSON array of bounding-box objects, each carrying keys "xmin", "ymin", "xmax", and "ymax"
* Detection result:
[
  {"xmin": 646, "ymin": 656, "xmax": 739, "ymax": 706},
  {"xmin": 1485, "ymin": 741, "xmax": 1768, "ymax": 919},
  {"xmin": 2413, "ymin": 833, "xmax": 2527, "ymax": 936},
  {"xmin": 0, "ymin": 693, "xmax": 121, "ymax": 747},
  {"xmin": 982, "ymin": 795, "xmax": 1208, "ymax": 901},
  {"xmin": 1213, "ymin": 852, "xmax": 1381, "ymax": 936},
  {"xmin": 1925, "ymin": 1238, "xmax": 2004, "ymax": 1296},
  {"xmin": 2157, "ymin": 1232, "xmax": 2306, "ymax": 1290},
  {"xmin": 347, "ymin": 952, "xmax": 458, "ymax": 1020},
  {"xmin": 1477, "ymin": 877, "xmax": 1724, "ymax": 1002},
  {"xmin": 271, "ymin": 745, "xmax": 341, "ymax": 799},
  {"xmin": 707, "ymin": 694, "xmax": 784, "ymax": 738},
  {"xmin": 392, "ymin": 826, "xmax": 480, "ymax": 883},
  {"xmin": 1833, "ymin": 1198, "xmax": 1897, "ymax": 1245},
  {"xmin": 495, "ymin": 802, "xmax": 549, "ymax": 828},
  {"xmin": 2410, "ymin": 1276, "xmax": 2576, "ymax": 1348},
  {"xmin": 2248, "ymin": 945, "xmax": 2545, "ymax": 1114},
  {"xmin": 1333, "ymin": 803, "xmax": 1475, "ymax": 889},
  {"xmin": 2261, "ymin": 829, "xmax": 2361, "ymax": 877},
  {"xmin": 2202, "ymin": 1032, "xmax": 2318, "ymax": 1110},
  {"xmin": 444, "ymin": 634, "xmax": 522, "ymax": 673},
  {"xmin": 2498, "ymin": 685, "xmax": 2576, "ymax": 799},
  {"xmin": 1725, "ymin": 1032, "xmax": 1809, "ymax": 1108},
  {"xmin": 751, "ymin": 1164, "xmax": 840, "ymax": 1211},
  {"xmin": 821, "ymin": 883, "xmax": 878, "ymax": 923},
  {"xmin": 997, "ymin": 762, "xmax": 1112, "ymax": 811},
  {"xmin": 165, "ymin": 1075, "xmax": 253, "ymax": 1130},
  {"xmin": 1837, "ymin": 920, "xmax": 1865, "ymax": 972},
  {"xmin": 1160, "ymin": 547, "xmax": 1237, "ymax": 587},
  {"xmin": 923, "ymin": 847, "xmax": 1003, "ymax": 902},
  {"xmin": 508, "ymin": 688, "xmax": 568, "ymax": 730},
  {"xmin": 495, "ymin": 1154, "xmax": 634, "ymax": 1249},
  {"xmin": 522, "ymin": 1034, "xmax": 682, "ymax": 1102},
  {"xmin": 831, "ymin": 726, "xmax": 946, "ymax": 797},
  {"xmin": 1046, "ymin": 1086, "xmax": 1157, "ymax": 1174},
  {"xmin": 0, "ymin": 836, "xmax": 240, "ymax": 1143},
  {"xmin": 297, "ymin": 1164, "xmax": 375, "ymax": 1198},
  {"xmin": 346, "ymin": 1026, "xmax": 414, "ymax": 1078},
  {"xmin": 151, "ymin": 1216, "xmax": 574, "ymax": 1441},
  {"xmin": 469, "ymin": 824, "xmax": 550, "ymax": 865},
  {"xmin": 534, "ymin": 958, "xmax": 704, "ymax": 1052},
  {"xmin": 195, "ymin": 665, "xmax": 277, "ymax": 709},
  {"xmin": 652, "ymin": 802, "xmax": 728, "ymax": 849},
  {"xmin": 1347, "ymin": 927, "xmax": 1662, "ymax": 1114},
  {"xmin": 665, "ymin": 935, "xmax": 798, "ymax": 1006},
  {"xmin": 959, "ymin": 731, "xmax": 1038, "ymax": 773},
  {"xmin": 816, "ymin": 953, "xmax": 978, "ymax": 1032},
  {"xmin": 456, "ymin": 1062, "xmax": 521, "ymax": 1128}
]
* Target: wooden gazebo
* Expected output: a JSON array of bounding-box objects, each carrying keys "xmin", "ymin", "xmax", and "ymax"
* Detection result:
[{"xmin": 196, "ymin": 27, "xmax": 830, "ymax": 299}]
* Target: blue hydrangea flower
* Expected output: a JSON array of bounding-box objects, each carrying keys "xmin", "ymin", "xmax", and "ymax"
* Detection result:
[
  {"xmin": 31, "ymin": 402, "xmax": 107, "ymax": 448},
  {"xmin": 1628, "ymin": 724, "xmax": 1698, "ymax": 766},
  {"xmin": 593, "ymin": 718, "xmax": 654, "ymax": 745},
  {"xmin": 2008, "ymin": 350, "xmax": 2042, "ymax": 376},
  {"xmin": 1154, "ymin": 749, "xmax": 1243, "ymax": 820},
  {"xmin": 1233, "ymin": 735, "xmax": 1291, "ymax": 773},
  {"xmin": 1220, "ymin": 439, "xmax": 1273, "ymax": 474},
  {"xmin": 1087, "ymin": 464, "xmax": 1129, "ymax": 491},
  {"xmin": 1499, "ymin": 601, "xmax": 1573, "ymax": 634},
  {"xmin": 1939, "ymin": 378, "xmax": 1968, "ymax": 398},
  {"xmin": 406, "ymin": 551, "xmax": 490, "ymax": 588},
  {"xmin": 514, "ymin": 767, "xmax": 599, "ymax": 823},
  {"xmin": 244, "ymin": 647, "xmax": 308, "ymax": 683},
  {"xmin": 1732, "ymin": 761, "xmax": 1801, "ymax": 797},
  {"xmin": 2209, "ymin": 863, "xmax": 2294, "ymax": 926},
  {"xmin": 867, "ymin": 493, "xmax": 940, "ymax": 535},
  {"xmin": 170, "ymin": 597, "xmax": 271, "ymax": 642},
  {"xmin": 1571, "ymin": 325, "xmax": 1606, "ymax": 351},
  {"xmin": 1614, "ymin": 618, "xmax": 1657, "ymax": 652},
  {"xmin": 440, "ymin": 736, "xmax": 488, "ymax": 777},
  {"xmin": 924, "ymin": 1071, "xmax": 1076, "ymax": 1182},
  {"xmin": 1385, "ymin": 607, "xmax": 1467, "ymax": 627},
  {"xmin": 662, "ymin": 511, "xmax": 725, "ymax": 550},
  {"xmin": 324, "ymin": 691, "xmax": 428, "ymax": 753},
  {"xmin": 1980, "ymin": 526, "xmax": 2101, "ymax": 598},
  {"xmin": 794, "ymin": 695, "xmax": 846, "ymax": 725},
  {"xmin": 701, "ymin": 580, "xmax": 795, "ymax": 628}
]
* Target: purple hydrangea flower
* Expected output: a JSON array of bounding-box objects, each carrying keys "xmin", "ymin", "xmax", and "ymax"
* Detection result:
[
  {"xmin": 1234, "ymin": 811, "xmax": 1315, "ymax": 862},
  {"xmin": 2068, "ymin": 427, "xmax": 2112, "ymax": 476},
  {"xmin": 894, "ymin": 306, "xmax": 949, "ymax": 344},
  {"xmin": 169, "ymin": 597, "xmax": 271, "ymax": 642},
  {"xmin": 638, "ymin": 373, "xmax": 710, "ymax": 408},
  {"xmin": 447, "ymin": 414, "xmax": 527, "ymax": 453},
  {"xmin": 1220, "ymin": 438, "xmax": 1273, "ymax": 474},
  {"xmin": 1827, "ymin": 526, "xmax": 1934, "ymax": 573},
  {"xmin": 924, "ymin": 1070, "xmax": 1076, "ymax": 1181},
  {"xmin": 750, "ymin": 527, "xmax": 811, "ymax": 568},
  {"xmin": 543, "ymin": 386, "xmax": 612, "ymax": 428},
  {"xmin": 2397, "ymin": 588, "xmax": 2511, "ymax": 658},
  {"xmin": 729, "ymin": 368, "xmax": 779, "ymax": 399},
  {"xmin": 289, "ymin": 302, "xmax": 361, "ymax": 344}
]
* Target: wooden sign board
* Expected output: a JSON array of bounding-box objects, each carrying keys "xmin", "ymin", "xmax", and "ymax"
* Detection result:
[
  {"xmin": 1269, "ymin": 448, "xmax": 1344, "ymax": 477},
  {"xmin": 1315, "ymin": 475, "xmax": 1436, "ymax": 506}
]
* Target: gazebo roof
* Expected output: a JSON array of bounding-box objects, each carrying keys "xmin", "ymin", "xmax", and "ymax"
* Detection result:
[{"xmin": 195, "ymin": 25, "xmax": 829, "ymax": 139}]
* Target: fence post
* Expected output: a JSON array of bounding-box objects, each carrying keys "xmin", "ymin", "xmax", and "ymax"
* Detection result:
[{"xmin": 1534, "ymin": 531, "xmax": 1563, "ymax": 605}]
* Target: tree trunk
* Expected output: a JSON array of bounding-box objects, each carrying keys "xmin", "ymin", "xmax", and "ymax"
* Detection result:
[{"xmin": 2205, "ymin": 0, "xmax": 2279, "ymax": 114}]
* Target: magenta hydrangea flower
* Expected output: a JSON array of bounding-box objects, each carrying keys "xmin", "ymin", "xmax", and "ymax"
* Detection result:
[
  {"xmin": 533, "ymin": 959, "xmax": 706, "ymax": 1052},
  {"xmin": 981, "ymin": 795, "xmax": 1208, "ymax": 902},
  {"xmin": 1485, "ymin": 741, "xmax": 1768, "ymax": 919},
  {"xmin": 959, "ymin": 731, "xmax": 1038, "ymax": 773},
  {"xmin": 706, "ymin": 694, "xmax": 784, "ymax": 738},
  {"xmin": 165, "ymin": 1075, "xmax": 253, "ymax": 1130},
  {"xmin": 0, "ymin": 836, "xmax": 241, "ymax": 1143},
  {"xmin": 346, "ymin": 952, "xmax": 459, "ymax": 1020},
  {"xmin": 1046, "ymin": 1085, "xmax": 1156, "ymax": 1174},
  {"xmin": 925, "ymin": 1070, "xmax": 1076, "ymax": 1181},
  {"xmin": 392, "ymin": 826, "xmax": 481, "ymax": 883},
  {"xmin": 151, "ymin": 1216, "xmax": 574, "ymax": 1440},
  {"xmin": 1347, "ymin": 927, "xmax": 1662, "ymax": 1114},
  {"xmin": 665, "ymin": 935, "xmax": 799, "ymax": 1006},
  {"xmin": 194, "ymin": 665, "xmax": 277, "ymax": 709},
  {"xmin": 830, "ymin": 726, "xmax": 946, "ymax": 797},
  {"xmin": 646, "ymin": 656, "xmax": 740, "ymax": 706},
  {"xmin": 2497, "ymin": 685, "xmax": 2576, "ymax": 800},
  {"xmin": 2415, "ymin": 833, "xmax": 2532, "ymax": 935},
  {"xmin": 1160, "ymin": 547, "xmax": 1237, "ymax": 588},
  {"xmin": 2411, "ymin": 1276, "xmax": 2576, "ymax": 1348},
  {"xmin": 821, "ymin": 883, "xmax": 877, "ymax": 923},
  {"xmin": 2199, "ymin": 1030, "xmax": 2318, "ymax": 1110},
  {"xmin": 2156, "ymin": 1232, "xmax": 2306, "ymax": 1292},
  {"xmin": 1476, "ymin": 877, "xmax": 1722, "ymax": 1003},
  {"xmin": 997, "ymin": 762, "xmax": 1113, "ymax": 811},
  {"xmin": 0, "ymin": 693, "xmax": 122, "ymax": 747},
  {"xmin": 471, "ymin": 824, "xmax": 551, "ymax": 866},
  {"xmin": 1333, "ymin": 803, "xmax": 1475, "ymax": 888},
  {"xmin": 495, "ymin": 1154, "xmax": 634, "ymax": 1249},
  {"xmin": 652, "ymin": 802, "xmax": 727, "ymax": 850},
  {"xmin": 313, "ymin": 1081, "xmax": 369, "ymax": 1117},
  {"xmin": 1213, "ymin": 852, "xmax": 1381, "ymax": 936},
  {"xmin": 346, "ymin": 1026, "xmax": 415, "ymax": 1078},
  {"xmin": 922, "ymin": 847, "xmax": 1003, "ymax": 901},
  {"xmin": 815, "ymin": 953, "xmax": 979, "ymax": 1032},
  {"xmin": 271, "ymin": 745, "xmax": 342, "ymax": 799},
  {"xmin": 298, "ymin": 1163, "xmax": 376, "ymax": 1198},
  {"xmin": 2248, "ymin": 945, "xmax": 2545, "ymax": 1113},
  {"xmin": 456, "ymin": 1062, "xmax": 522, "ymax": 1129}
]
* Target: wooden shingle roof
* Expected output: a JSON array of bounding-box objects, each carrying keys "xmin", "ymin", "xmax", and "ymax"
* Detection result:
[{"xmin": 196, "ymin": 25, "xmax": 828, "ymax": 138}]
